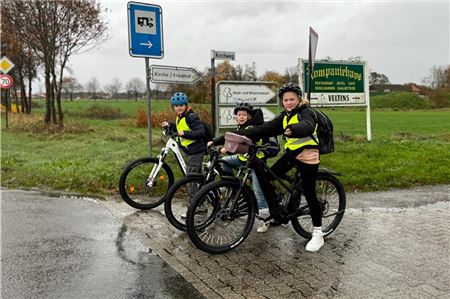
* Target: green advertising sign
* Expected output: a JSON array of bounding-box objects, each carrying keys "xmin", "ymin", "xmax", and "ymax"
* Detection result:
[{"xmin": 300, "ymin": 60, "xmax": 368, "ymax": 105}]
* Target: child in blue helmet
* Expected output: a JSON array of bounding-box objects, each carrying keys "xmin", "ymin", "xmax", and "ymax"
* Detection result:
[{"xmin": 161, "ymin": 92, "xmax": 206, "ymax": 189}]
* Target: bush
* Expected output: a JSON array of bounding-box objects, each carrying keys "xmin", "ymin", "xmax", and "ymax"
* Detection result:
[
  {"xmin": 8, "ymin": 114, "xmax": 94, "ymax": 135},
  {"xmin": 428, "ymin": 88, "xmax": 450, "ymax": 108},
  {"xmin": 75, "ymin": 104, "xmax": 127, "ymax": 120},
  {"xmin": 148, "ymin": 105, "xmax": 212, "ymax": 128},
  {"xmin": 150, "ymin": 110, "xmax": 174, "ymax": 128},
  {"xmin": 371, "ymin": 92, "xmax": 430, "ymax": 110},
  {"xmin": 191, "ymin": 104, "xmax": 212, "ymax": 124},
  {"xmin": 136, "ymin": 108, "xmax": 147, "ymax": 127}
]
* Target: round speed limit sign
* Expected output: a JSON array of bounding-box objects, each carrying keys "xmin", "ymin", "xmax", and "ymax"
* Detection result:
[{"xmin": 0, "ymin": 74, "xmax": 14, "ymax": 89}]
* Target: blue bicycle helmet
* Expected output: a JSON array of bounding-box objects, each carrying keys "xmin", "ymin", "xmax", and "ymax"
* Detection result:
[{"xmin": 170, "ymin": 92, "xmax": 188, "ymax": 105}]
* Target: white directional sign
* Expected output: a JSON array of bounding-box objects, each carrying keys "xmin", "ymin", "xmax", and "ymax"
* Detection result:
[
  {"xmin": 259, "ymin": 107, "xmax": 276, "ymax": 122},
  {"xmin": 218, "ymin": 106, "xmax": 277, "ymax": 127},
  {"xmin": 218, "ymin": 83, "xmax": 275, "ymax": 104},
  {"xmin": 211, "ymin": 50, "xmax": 235, "ymax": 61},
  {"xmin": 150, "ymin": 65, "xmax": 201, "ymax": 84}
]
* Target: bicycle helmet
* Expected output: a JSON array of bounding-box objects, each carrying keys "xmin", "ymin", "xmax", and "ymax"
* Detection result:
[
  {"xmin": 233, "ymin": 102, "xmax": 254, "ymax": 115},
  {"xmin": 277, "ymin": 83, "xmax": 303, "ymax": 99},
  {"xmin": 170, "ymin": 92, "xmax": 188, "ymax": 105}
]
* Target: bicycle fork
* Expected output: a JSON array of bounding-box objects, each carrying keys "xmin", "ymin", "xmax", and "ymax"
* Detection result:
[{"xmin": 147, "ymin": 149, "xmax": 168, "ymax": 187}]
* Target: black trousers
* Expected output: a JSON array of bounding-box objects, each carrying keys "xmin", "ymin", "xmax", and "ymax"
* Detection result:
[{"xmin": 250, "ymin": 151, "xmax": 322, "ymax": 227}]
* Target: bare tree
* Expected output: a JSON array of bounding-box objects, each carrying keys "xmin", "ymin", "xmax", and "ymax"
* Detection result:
[
  {"xmin": 62, "ymin": 76, "xmax": 82, "ymax": 101},
  {"xmin": 126, "ymin": 78, "xmax": 145, "ymax": 101},
  {"xmin": 86, "ymin": 78, "xmax": 101, "ymax": 100},
  {"xmin": 423, "ymin": 65, "xmax": 450, "ymax": 89},
  {"xmin": 1, "ymin": 9, "xmax": 40, "ymax": 114},
  {"xmin": 105, "ymin": 78, "xmax": 122, "ymax": 100},
  {"xmin": 3, "ymin": 0, "xmax": 108, "ymax": 127}
]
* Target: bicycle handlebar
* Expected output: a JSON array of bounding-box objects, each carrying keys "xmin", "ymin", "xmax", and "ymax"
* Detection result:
[{"xmin": 163, "ymin": 126, "xmax": 178, "ymax": 138}]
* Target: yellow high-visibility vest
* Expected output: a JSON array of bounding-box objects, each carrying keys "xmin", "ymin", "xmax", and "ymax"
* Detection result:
[
  {"xmin": 238, "ymin": 125, "xmax": 265, "ymax": 162},
  {"xmin": 176, "ymin": 116, "xmax": 196, "ymax": 147},
  {"xmin": 282, "ymin": 113, "xmax": 318, "ymax": 151}
]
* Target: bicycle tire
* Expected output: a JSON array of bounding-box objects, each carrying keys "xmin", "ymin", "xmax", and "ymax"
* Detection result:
[
  {"xmin": 186, "ymin": 180, "xmax": 256, "ymax": 254},
  {"xmin": 119, "ymin": 157, "xmax": 174, "ymax": 210},
  {"xmin": 291, "ymin": 173, "xmax": 346, "ymax": 239},
  {"xmin": 164, "ymin": 175, "xmax": 205, "ymax": 231}
]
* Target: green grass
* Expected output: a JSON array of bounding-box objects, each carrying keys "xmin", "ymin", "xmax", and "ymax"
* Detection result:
[
  {"xmin": 33, "ymin": 98, "xmax": 175, "ymax": 118},
  {"xmin": 2, "ymin": 101, "xmax": 450, "ymax": 196}
]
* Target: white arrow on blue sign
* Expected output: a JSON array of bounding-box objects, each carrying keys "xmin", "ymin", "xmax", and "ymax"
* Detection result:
[{"xmin": 127, "ymin": 2, "xmax": 164, "ymax": 58}]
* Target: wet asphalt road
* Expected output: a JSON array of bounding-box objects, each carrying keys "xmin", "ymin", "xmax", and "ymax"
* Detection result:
[{"xmin": 1, "ymin": 189, "xmax": 204, "ymax": 299}]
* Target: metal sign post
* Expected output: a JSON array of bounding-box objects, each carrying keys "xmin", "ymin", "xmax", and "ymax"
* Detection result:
[
  {"xmin": 128, "ymin": 1, "xmax": 163, "ymax": 155},
  {"xmin": 307, "ymin": 27, "xmax": 319, "ymax": 101},
  {"xmin": 210, "ymin": 50, "xmax": 235, "ymax": 133}
]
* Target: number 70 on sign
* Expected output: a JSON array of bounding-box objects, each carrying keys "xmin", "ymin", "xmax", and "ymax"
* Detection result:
[{"xmin": 0, "ymin": 74, "xmax": 14, "ymax": 89}]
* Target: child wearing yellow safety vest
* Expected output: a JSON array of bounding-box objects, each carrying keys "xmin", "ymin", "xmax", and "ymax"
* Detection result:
[
  {"xmin": 207, "ymin": 102, "xmax": 279, "ymax": 233},
  {"xmin": 161, "ymin": 92, "xmax": 206, "ymax": 200},
  {"xmin": 236, "ymin": 83, "xmax": 324, "ymax": 252}
]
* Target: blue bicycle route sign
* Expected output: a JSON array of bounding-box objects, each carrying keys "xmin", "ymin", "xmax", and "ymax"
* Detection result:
[{"xmin": 127, "ymin": 2, "xmax": 164, "ymax": 58}]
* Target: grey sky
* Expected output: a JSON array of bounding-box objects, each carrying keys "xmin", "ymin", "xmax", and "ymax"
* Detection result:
[{"xmin": 66, "ymin": 0, "xmax": 449, "ymax": 91}]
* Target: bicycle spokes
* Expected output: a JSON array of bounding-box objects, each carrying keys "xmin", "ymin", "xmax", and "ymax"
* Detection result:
[{"xmin": 192, "ymin": 186, "xmax": 250, "ymax": 247}]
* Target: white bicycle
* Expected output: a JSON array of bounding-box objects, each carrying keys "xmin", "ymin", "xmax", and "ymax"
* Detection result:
[{"xmin": 119, "ymin": 127, "xmax": 189, "ymax": 210}]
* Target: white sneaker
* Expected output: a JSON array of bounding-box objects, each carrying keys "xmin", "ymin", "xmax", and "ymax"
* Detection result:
[
  {"xmin": 305, "ymin": 228, "xmax": 324, "ymax": 252},
  {"xmin": 256, "ymin": 220, "xmax": 269, "ymax": 233}
]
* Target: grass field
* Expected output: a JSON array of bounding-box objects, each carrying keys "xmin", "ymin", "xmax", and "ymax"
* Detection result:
[{"xmin": 1, "ymin": 99, "xmax": 450, "ymax": 197}]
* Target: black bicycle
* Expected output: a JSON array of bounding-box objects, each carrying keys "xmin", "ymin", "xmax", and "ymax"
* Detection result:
[
  {"xmin": 164, "ymin": 147, "xmax": 239, "ymax": 231},
  {"xmin": 185, "ymin": 144, "xmax": 346, "ymax": 254}
]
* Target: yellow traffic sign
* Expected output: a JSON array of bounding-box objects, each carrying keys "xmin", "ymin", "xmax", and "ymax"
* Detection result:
[{"xmin": 0, "ymin": 56, "xmax": 15, "ymax": 74}]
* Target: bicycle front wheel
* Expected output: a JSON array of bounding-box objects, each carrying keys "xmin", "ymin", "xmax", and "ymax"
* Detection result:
[
  {"xmin": 291, "ymin": 173, "xmax": 346, "ymax": 239},
  {"xmin": 164, "ymin": 175, "xmax": 205, "ymax": 231},
  {"xmin": 119, "ymin": 157, "xmax": 174, "ymax": 210},
  {"xmin": 186, "ymin": 180, "xmax": 256, "ymax": 254}
]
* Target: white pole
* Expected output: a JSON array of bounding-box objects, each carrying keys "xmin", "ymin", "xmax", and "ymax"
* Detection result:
[{"xmin": 364, "ymin": 61, "xmax": 372, "ymax": 141}]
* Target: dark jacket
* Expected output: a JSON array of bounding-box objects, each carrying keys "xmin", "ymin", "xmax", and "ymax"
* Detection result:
[
  {"xmin": 237, "ymin": 104, "xmax": 317, "ymax": 154},
  {"xmin": 212, "ymin": 108, "xmax": 269, "ymax": 145},
  {"xmin": 168, "ymin": 109, "xmax": 206, "ymax": 155}
]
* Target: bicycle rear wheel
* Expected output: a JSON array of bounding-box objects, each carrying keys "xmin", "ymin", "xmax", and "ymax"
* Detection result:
[
  {"xmin": 291, "ymin": 173, "xmax": 346, "ymax": 239},
  {"xmin": 164, "ymin": 175, "xmax": 205, "ymax": 231},
  {"xmin": 186, "ymin": 180, "xmax": 256, "ymax": 254},
  {"xmin": 119, "ymin": 157, "xmax": 174, "ymax": 210}
]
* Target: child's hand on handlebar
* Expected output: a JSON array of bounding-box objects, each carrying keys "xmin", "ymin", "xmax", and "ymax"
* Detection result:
[
  {"xmin": 284, "ymin": 128, "xmax": 292, "ymax": 136},
  {"xmin": 219, "ymin": 147, "xmax": 227, "ymax": 155},
  {"xmin": 161, "ymin": 121, "xmax": 169, "ymax": 128},
  {"xmin": 207, "ymin": 141, "xmax": 214, "ymax": 147}
]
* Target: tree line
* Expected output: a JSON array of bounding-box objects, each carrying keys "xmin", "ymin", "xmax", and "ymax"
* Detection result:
[
  {"xmin": 1, "ymin": 0, "xmax": 448, "ymax": 127},
  {"xmin": 1, "ymin": 0, "xmax": 108, "ymax": 127}
]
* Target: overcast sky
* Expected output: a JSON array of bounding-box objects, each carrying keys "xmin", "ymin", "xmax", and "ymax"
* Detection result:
[{"xmin": 63, "ymin": 0, "xmax": 449, "ymax": 91}]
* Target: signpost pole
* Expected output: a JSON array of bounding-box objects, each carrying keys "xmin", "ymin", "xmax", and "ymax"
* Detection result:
[
  {"xmin": 210, "ymin": 50, "xmax": 216, "ymax": 134},
  {"xmin": 128, "ymin": 2, "xmax": 163, "ymax": 156},
  {"xmin": 145, "ymin": 57, "xmax": 152, "ymax": 154},
  {"xmin": 364, "ymin": 61, "xmax": 372, "ymax": 141}
]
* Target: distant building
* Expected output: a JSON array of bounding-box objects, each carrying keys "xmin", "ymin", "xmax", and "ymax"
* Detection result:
[
  {"xmin": 370, "ymin": 84, "xmax": 408, "ymax": 93},
  {"xmin": 370, "ymin": 84, "xmax": 425, "ymax": 95}
]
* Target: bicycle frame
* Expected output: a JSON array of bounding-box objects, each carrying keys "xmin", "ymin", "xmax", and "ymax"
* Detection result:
[{"xmin": 147, "ymin": 135, "xmax": 187, "ymax": 188}]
